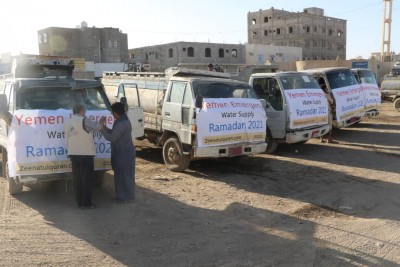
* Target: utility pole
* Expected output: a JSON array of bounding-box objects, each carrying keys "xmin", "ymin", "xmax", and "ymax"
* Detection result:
[{"xmin": 381, "ymin": 0, "xmax": 393, "ymax": 62}]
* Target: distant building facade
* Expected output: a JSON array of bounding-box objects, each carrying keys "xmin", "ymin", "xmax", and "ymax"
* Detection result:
[
  {"xmin": 248, "ymin": 7, "xmax": 346, "ymax": 60},
  {"xmin": 128, "ymin": 41, "xmax": 246, "ymax": 73},
  {"xmin": 246, "ymin": 44, "xmax": 302, "ymax": 65},
  {"xmin": 38, "ymin": 22, "xmax": 129, "ymax": 63}
]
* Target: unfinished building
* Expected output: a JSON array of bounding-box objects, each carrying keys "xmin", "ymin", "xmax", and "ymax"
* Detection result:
[{"xmin": 248, "ymin": 7, "xmax": 346, "ymax": 60}]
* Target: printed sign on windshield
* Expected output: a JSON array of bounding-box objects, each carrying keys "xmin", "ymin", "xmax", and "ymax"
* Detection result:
[
  {"xmin": 360, "ymin": 83, "xmax": 381, "ymax": 110},
  {"xmin": 7, "ymin": 109, "xmax": 113, "ymax": 177},
  {"xmin": 331, "ymin": 84, "xmax": 365, "ymax": 122},
  {"xmin": 196, "ymin": 98, "xmax": 267, "ymax": 147},
  {"xmin": 284, "ymin": 89, "xmax": 329, "ymax": 129}
]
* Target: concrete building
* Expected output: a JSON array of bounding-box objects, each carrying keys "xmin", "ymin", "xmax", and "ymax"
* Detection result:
[
  {"xmin": 128, "ymin": 41, "xmax": 246, "ymax": 73},
  {"xmin": 38, "ymin": 22, "xmax": 129, "ymax": 63},
  {"xmin": 247, "ymin": 7, "xmax": 346, "ymax": 61},
  {"xmin": 245, "ymin": 44, "xmax": 302, "ymax": 65}
]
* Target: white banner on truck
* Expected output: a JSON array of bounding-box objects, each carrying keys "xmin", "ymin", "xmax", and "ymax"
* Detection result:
[
  {"xmin": 196, "ymin": 98, "xmax": 267, "ymax": 147},
  {"xmin": 284, "ymin": 89, "xmax": 329, "ymax": 129},
  {"xmin": 331, "ymin": 84, "xmax": 365, "ymax": 123},
  {"xmin": 361, "ymin": 83, "xmax": 381, "ymax": 110},
  {"xmin": 7, "ymin": 109, "xmax": 113, "ymax": 177}
]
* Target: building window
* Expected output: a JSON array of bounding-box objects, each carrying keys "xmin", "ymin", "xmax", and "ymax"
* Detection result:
[
  {"xmin": 306, "ymin": 26, "xmax": 310, "ymax": 33},
  {"xmin": 38, "ymin": 34, "xmax": 42, "ymax": 44},
  {"xmin": 43, "ymin": 33, "xmax": 48, "ymax": 43},
  {"xmin": 253, "ymin": 32, "xmax": 258, "ymax": 38},
  {"xmin": 188, "ymin": 47, "xmax": 194, "ymax": 57},
  {"xmin": 276, "ymin": 28, "xmax": 281, "ymax": 35},
  {"xmin": 264, "ymin": 30, "xmax": 268, "ymax": 36},
  {"xmin": 109, "ymin": 40, "xmax": 113, "ymax": 48},
  {"xmin": 288, "ymin": 26, "xmax": 293, "ymax": 34},
  {"xmin": 168, "ymin": 48, "xmax": 173, "ymax": 58},
  {"xmin": 205, "ymin": 48, "xmax": 211, "ymax": 57},
  {"xmin": 328, "ymin": 29, "xmax": 333, "ymax": 36},
  {"xmin": 114, "ymin": 41, "xmax": 118, "ymax": 48},
  {"xmin": 252, "ymin": 19, "xmax": 256, "ymax": 25},
  {"xmin": 218, "ymin": 48, "xmax": 224, "ymax": 58},
  {"xmin": 183, "ymin": 48, "xmax": 186, "ymax": 52},
  {"xmin": 231, "ymin": 49, "xmax": 237, "ymax": 58},
  {"xmin": 264, "ymin": 17, "xmax": 268, "ymax": 23},
  {"xmin": 337, "ymin": 30, "xmax": 343, "ymax": 37}
]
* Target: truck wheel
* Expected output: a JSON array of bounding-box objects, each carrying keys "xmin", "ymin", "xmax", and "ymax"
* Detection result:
[
  {"xmin": 265, "ymin": 129, "xmax": 278, "ymax": 154},
  {"xmin": 8, "ymin": 177, "xmax": 23, "ymax": 195},
  {"xmin": 2, "ymin": 149, "xmax": 23, "ymax": 195},
  {"xmin": 394, "ymin": 98, "xmax": 400, "ymax": 111},
  {"xmin": 162, "ymin": 137, "xmax": 190, "ymax": 172}
]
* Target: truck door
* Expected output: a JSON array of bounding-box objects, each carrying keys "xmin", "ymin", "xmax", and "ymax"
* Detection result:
[
  {"xmin": 116, "ymin": 83, "xmax": 144, "ymax": 139},
  {"xmin": 162, "ymin": 81, "xmax": 193, "ymax": 144},
  {"xmin": 254, "ymin": 77, "xmax": 286, "ymax": 138}
]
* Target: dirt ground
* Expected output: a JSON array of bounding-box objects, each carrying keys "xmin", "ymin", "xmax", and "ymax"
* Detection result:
[{"xmin": 1, "ymin": 101, "xmax": 400, "ymax": 267}]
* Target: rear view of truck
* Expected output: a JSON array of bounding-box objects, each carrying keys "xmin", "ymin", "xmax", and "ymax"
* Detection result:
[
  {"xmin": 0, "ymin": 55, "xmax": 112, "ymax": 194},
  {"xmin": 102, "ymin": 68, "xmax": 267, "ymax": 171}
]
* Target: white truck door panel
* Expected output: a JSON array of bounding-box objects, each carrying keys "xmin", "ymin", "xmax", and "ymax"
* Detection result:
[{"xmin": 127, "ymin": 107, "xmax": 144, "ymax": 138}]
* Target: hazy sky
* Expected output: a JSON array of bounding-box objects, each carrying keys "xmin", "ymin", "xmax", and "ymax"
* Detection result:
[{"xmin": 0, "ymin": 0, "xmax": 398, "ymax": 60}]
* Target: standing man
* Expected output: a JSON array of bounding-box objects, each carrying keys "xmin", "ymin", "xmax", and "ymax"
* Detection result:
[
  {"xmin": 65, "ymin": 104, "xmax": 102, "ymax": 209},
  {"xmin": 100, "ymin": 102, "xmax": 135, "ymax": 203}
]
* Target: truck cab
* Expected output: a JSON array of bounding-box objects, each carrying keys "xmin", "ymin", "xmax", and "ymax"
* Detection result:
[
  {"xmin": 249, "ymin": 72, "xmax": 330, "ymax": 153},
  {"xmin": 0, "ymin": 55, "xmax": 113, "ymax": 194},
  {"xmin": 304, "ymin": 67, "xmax": 365, "ymax": 128},
  {"xmin": 351, "ymin": 68, "xmax": 381, "ymax": 117}
]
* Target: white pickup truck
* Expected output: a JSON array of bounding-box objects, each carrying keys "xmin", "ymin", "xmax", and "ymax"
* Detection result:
[
  {"xmin": 101, "ymin": 67, "xmax": 267, "ymax": 171},
  {"xmin": 0, "ymin": 55, "xmax": 113, "ymax": 194},
  {"xmin": 249, "ymin": 71, "xmax": 330, "ymax": 153},
  {"xmin": 304, "ymin": 67, "xmax": 365, "ymax": 128}
]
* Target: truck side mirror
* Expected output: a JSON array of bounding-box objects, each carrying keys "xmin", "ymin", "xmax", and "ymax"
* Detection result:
[
  {"xmin": 195, "ymin": 96, "xmax": 203, "ymax": 109},
  {"xmin": 0, "ymin": 94, "xmax": 8, "ymax": 114}
]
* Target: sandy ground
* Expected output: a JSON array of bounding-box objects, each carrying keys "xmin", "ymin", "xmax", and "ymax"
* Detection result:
[{"xmin": 1, "ymin": 101, "xmax": 400, "ymax": 267}]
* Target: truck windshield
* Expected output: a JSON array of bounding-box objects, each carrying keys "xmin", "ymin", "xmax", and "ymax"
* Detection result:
[
  {"xmin": 357, "ymin": 70, "xmax": 377, "ymax": 84},
  {"xmin": 280, "ymin": 74, "xmax": 321, "ymax": 90},
  {"xmin": 192, "ymin": 81, "xmax": 257, "ymax": 99},
  {"xmin": 326, "ymin": 70, "xmax": 358, "ymax": 89},
  {"xmin": 17, "ymin": 87, "xmax": 109, "ymax": 110}
]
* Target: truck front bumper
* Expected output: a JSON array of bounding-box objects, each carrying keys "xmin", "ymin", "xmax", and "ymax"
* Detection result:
[
  {"xmin": 193, "ymin": 142, "xmax": 267, "ymax": 158},
  {"xmin": 285, "ymin": 124, "xmax": 331, "ymax": 143}
]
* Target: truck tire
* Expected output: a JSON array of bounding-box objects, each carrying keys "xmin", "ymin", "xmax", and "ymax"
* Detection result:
[
  {"xmin": 162, "ymin": 137, "xmax": 190, "ymax": 172},
  {"xmin": 265, "ymin": 129, "xmax": 278, "ymax": 154},
  {"xmin": 2, "ymin": 149, "xmax": 23, "ymax": 195},
  {"xmin": 394, "ymin": 98, "xmax": 400, "ymax": 111},
  {"xmin": 8, "ymin": 177, "xmax": 23, "ymax": 195}
]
